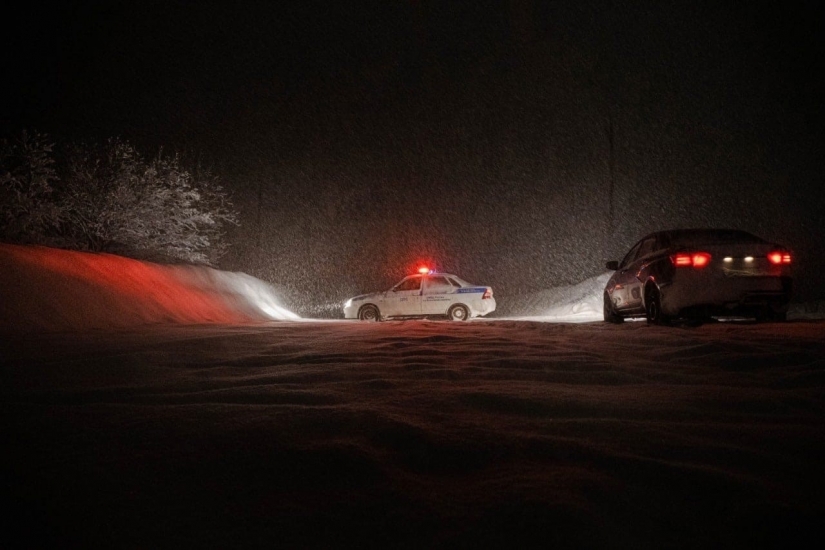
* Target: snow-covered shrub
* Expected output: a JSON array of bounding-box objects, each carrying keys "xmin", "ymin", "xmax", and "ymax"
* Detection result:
[
  {"xmin": 0, "ymin": 131, "xmax": 62, "ymax": 244},
  {"xmin": 0, "ymin": 133, "xmax": 238, "ymax": 265}
]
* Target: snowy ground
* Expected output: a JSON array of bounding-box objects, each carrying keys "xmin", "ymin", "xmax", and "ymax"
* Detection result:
[{"xmin": 2, "ymin": 245, "xmax": 825, "ymax": 547}]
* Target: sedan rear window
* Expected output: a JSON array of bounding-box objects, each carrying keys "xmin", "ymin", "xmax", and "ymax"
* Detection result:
[{"xmin": 667, "ymin": 229, "xmax": 765, "ymax": 247}]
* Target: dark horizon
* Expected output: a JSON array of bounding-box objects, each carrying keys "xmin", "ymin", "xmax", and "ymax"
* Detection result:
[{"xmin": 3, "ymin": 0, "xmax": 824, "ymax": 312}]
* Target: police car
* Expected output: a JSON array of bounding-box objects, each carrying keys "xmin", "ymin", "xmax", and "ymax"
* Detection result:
[{"xmin": 343, "ymin": 268, "xmax": 496, "ymax": 321}]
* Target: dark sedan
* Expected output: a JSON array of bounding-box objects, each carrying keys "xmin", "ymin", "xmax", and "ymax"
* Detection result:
[{"xmin": 604, "ymin": 229, "xmax": 792, "ymax": 324}]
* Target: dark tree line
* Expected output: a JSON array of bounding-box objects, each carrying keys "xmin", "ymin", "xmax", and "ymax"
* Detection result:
[{"xmin": 0, "ymin": 131, "xmax": 238, "ymax": 264}]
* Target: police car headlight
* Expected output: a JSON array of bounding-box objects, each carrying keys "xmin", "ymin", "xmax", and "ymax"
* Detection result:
[{"xmin": 344, "ymin": 298, "xmax": 352, "ymax": 308}]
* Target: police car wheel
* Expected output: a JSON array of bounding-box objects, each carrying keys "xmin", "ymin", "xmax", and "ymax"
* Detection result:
[
  {"xmin": 448, "ymin": 304, "xmax": 469, "ymax": 321},
  {"xmin": 358, "ymin": 305, "xmax": 380, "ymax": 322}
]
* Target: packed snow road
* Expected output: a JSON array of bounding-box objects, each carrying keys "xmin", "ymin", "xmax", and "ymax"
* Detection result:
[{"xmin": 3, "ymin": 319, "xmax": 825, "ymax": 548}]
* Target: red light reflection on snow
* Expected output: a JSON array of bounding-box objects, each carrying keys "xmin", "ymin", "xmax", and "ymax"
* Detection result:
[{"xmin": 0, "ymin": 244, "xmax": 267, "ymax": 328}]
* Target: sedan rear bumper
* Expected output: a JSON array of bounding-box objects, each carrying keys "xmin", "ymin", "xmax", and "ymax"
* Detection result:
[{"xmin": 660, "ymin": 276, "xmax": 791, "ymax": 317}]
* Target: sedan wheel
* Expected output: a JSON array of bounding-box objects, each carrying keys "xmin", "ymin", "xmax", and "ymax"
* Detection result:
[
  {"xmin": 358, "ymin": 305, "xmax": 380, "ymax": 322},
  {"xmin": 448, "ymin": 304, "xmax": 469, "ymax": 321},
  {"xmin": 603, "ymin": 292, "xmax": 624, "ymax": 324},
  {"xmin": 645, "ymin": 286, "xmax": 671, "ymax": 326},
  {"xmin": 756, "ymin": 307, "xmax": 788, "ymax": 323}
]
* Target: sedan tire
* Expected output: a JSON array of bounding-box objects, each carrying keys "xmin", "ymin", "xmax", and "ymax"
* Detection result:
[
  {"xmin": 645, "ymin": 285, "xmax": 671, "ymax": 326},
  {"xmin": 756, "ymin": 307, "xmax": 788, "ymax": 323},
  {"xmin": 603, "ymin": 292, "xmax": 624, "ymax": 324}
]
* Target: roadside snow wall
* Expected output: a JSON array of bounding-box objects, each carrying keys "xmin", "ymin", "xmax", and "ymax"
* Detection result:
[
  {"xmin": 496, "ymin": 273, "xmax": 611, "ymax": 322},
  {"xmin": 0, "ymin": 244, "xmax": 297, "ymax": 332}
]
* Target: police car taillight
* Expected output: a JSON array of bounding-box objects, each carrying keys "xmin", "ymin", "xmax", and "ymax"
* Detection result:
[{"xmin": 482, "ymin": 288, "xmax": 492, "ymax": 299}]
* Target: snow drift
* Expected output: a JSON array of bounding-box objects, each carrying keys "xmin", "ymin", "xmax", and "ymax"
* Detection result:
[
  {"xmin": 496, "ymin": 273, "xmax": 612, "ymax": 322},
  {"xmin": 0, "ymin": 244, "xmax": 297, "ymax": 332}
]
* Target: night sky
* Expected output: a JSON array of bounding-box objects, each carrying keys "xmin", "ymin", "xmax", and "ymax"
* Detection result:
[{"xmin": 3, "ymin": 0, "xmax": 824, "ymax": 314}]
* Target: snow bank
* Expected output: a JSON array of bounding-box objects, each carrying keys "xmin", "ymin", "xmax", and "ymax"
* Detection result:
[
  {"xmin": 789, "ymin": 300, "xmax": 825, "ymax": 319},
  {"xmin": 0, "ymin": 244, "xmax": 297, "ymax": 332},
  {"xmin": 497, "ymin": 273, "xmax": 611, "ymax": 322}
]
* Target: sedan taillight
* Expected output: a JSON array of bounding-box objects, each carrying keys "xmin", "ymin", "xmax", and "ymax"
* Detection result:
[
  {"xmin": 670, "ymin": 252, "xmax": 711, "ymax": 268},
  {"xmin": 767, "ymin": 251, "xmax": 792, "ymax": 265},
  {"xmin": 482, "ymin": 288, "xmax": 493, "ymax": 299}
]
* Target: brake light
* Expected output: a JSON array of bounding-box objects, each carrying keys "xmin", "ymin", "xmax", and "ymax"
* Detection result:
[
  {"xmin": 692, "ymin": 253, "xmax": 710, "ymax": 267},
  {"xmin": 767, "ymin": 251, "xmax": 791, "ymax": 265},
  {"xmin": 482, "ymin": 288, "xmax": 493, "ymax": 299},
  {"xmin": 670, "ymin": 252, "xmax": 711, "ymax": 268}
]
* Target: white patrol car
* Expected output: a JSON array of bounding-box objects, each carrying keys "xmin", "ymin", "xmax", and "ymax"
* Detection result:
[{"xmin": 343, "ymin": 269, "xmax": 496, "ymax": 321}]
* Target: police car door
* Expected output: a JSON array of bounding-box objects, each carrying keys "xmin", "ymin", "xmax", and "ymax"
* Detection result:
[
  {"xmin": 384, "ymin": 275, "xmax": 423, "ymax": 317},
  {"xmin": 421, "ymin": 275, "xmax": 455, "ymax": 315}
]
